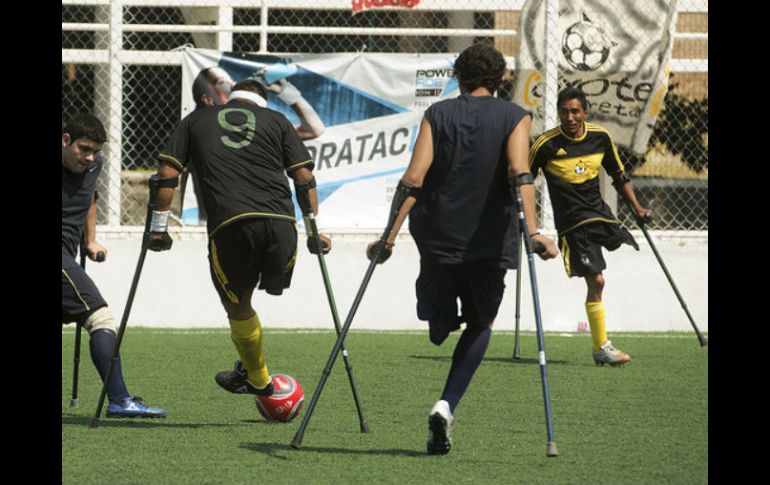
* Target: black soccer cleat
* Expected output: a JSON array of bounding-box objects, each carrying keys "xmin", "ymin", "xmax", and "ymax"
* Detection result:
[{"xmin": 215, "ymin": 360, "xmax": 274, "ymax": 396}]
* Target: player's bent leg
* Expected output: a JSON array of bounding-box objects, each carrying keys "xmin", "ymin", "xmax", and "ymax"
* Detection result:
[
  {"xmin": 84, "ymin": 307, "xmax": 168, "ymax": 418},
  {"xmin": 216, "ymin": 292, "xmax": 274, "ymax": 396},
  {"xmin": 84, "ymin": 306, "xmax": 129, "ymax": 402}
]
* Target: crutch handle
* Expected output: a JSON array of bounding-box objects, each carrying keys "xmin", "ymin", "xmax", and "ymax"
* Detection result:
[{"xmin": 530, "ymin": 239, "xmax": 545, "ymax": 255}]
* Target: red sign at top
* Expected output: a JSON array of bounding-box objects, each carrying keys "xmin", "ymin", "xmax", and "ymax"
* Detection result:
[{"xmin": 352, "ymin": 0, "xmax": 421, "ymax": 14}]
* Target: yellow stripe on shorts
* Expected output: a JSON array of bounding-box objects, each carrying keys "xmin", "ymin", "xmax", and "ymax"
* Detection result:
[
  {"xmin": 210, "ymin": 240, "xmax": 240, "ymax": 304},
  {"xmin": 560, "ymin": 236, "xmax": 572, "ymax": 278}
]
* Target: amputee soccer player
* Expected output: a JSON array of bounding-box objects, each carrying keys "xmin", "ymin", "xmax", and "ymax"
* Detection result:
[
  {"xmin": 148, "ymin": 79, "xmax": 331, "ymax": 406},
  {"xmin": 367, "ymin": 43, "xmax": 558, "ymax": 455},
  {"xmin": 61, "ymin": 113, "xmax": 167, "ymax": 418},
  {"xmin": 529, "ymin": 87, "xmax": 653, "ymax": 366}
]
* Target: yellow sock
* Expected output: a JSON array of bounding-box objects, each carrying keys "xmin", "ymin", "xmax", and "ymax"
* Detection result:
[
  {"xmin": 228, "ymin": 314, "xmax": 270, "ymax": 388},
  {"xmin": 585, "ymin": 301, "xmax": 608, "ymax": 352}
]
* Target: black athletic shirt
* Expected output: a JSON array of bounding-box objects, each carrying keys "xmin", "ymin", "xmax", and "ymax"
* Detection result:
[
  {"xmin": 158, "ymin": 100, "xmax": 313, "ymax": 236},
  {"xmin": 408, "ymin": 94, "xmax": 531, "ymax": 268},
  {"xmin": 62, "ymin": 157, "xmax": 102, "ymax": 257},
  {"xmin": 529, "ymin": 122, "xmax": 625, "ymax": 234}
]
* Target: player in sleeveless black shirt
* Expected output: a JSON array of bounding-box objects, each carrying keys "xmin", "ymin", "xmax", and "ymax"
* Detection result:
[{"xmin": 367, "ymin": 43, "xmax": 558, "ymax": 455}]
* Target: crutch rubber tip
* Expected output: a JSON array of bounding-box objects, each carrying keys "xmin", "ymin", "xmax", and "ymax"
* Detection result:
[
  {"xmin": 69, "ymin": 398, "xmax": 79, "ymax": 408},
  {"xmin": 547, "ymin": 441, "xmax": 559, "ymax": 457},
  {"xmin": 290, "ymin": 435, "xmax": 303, "ymax": 449},
  {"xmin": 700, "ymin": 337, "xmax": 708, "ymax": 347},
  {"xmin": 89, "ymin": 417, "xmax": 101, "ymax": 429},
  {"xmin": 360, "ymin": 422, "xmax": 370, "ymax": 433},
  {"xmin": 512, "ymin": 351, "xmax": 521, "ymax": 361}
]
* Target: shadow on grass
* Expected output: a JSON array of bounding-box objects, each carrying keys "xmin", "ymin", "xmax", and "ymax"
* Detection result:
[
  {"xmin": 240, "ymin": 442, "xmax": 425, "ymax": 459},
  {"xmin": 61, "ymin": 413, "xmax": 212, "ymax": 429},
  {"xmin": 409, "ymin": 355, "xmax": 571, "ymax": 365}
]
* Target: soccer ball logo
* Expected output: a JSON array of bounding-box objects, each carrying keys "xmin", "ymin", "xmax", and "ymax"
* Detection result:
[
  {"xmin": 255, "ymin": 374, "xmax": 304, "ymax": 423},
  {"xmin": 561, "ymin": 18, "xmax": 614, "ymax": 71}
]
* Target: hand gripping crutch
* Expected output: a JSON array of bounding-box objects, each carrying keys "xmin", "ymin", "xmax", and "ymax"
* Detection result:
[
  {"xmin": 291, "ymin": 183, "xmax": 410, "ymax": 449},
  {"xmin": 619, "ymin": 195, "xmax": 707, "ymax": 347},
  {"xmin": 295, "ymin": 183, "xmax": 370, "ymax": 433},
  {"xmin": 89, "ymin": 175, "xmax": 174, "ymax": 428},
  {"xmin": 511, "ymin": 175, "xmax": 558, "ymax": 457}
]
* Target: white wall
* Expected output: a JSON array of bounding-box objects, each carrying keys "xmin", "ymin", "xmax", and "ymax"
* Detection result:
[{"xmin": 83, "ymin": 230, "xmax": 708, "ymax": 332}]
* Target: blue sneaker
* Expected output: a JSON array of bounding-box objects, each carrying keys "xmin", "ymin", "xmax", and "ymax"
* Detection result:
[{"xmin": 106, "ymin": 396, "xmax": 168, "ymax": 418}]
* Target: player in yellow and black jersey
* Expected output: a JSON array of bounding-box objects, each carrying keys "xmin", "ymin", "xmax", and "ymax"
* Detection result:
[
  {"xmin": 146, "ymin": 79, "xmax": 331, "ymax": 406},
  {"xmin": 530, "ymin": 87, "xmax": 652, "ymax": 366}
]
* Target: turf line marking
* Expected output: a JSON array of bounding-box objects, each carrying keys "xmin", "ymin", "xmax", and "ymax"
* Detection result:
[{"xmin": 62, "ymin": 328, "xmax": 705, "ymax": 339}]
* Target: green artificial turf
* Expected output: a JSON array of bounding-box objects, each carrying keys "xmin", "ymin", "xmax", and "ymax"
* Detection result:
[{"xmin": 62, "ymin": 328, "xmax": 707, "ymax": 485}]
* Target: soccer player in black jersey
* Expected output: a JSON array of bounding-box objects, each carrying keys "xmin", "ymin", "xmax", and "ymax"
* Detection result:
[
  {"xmin": 184, "ymin": 66, "xmax": 325, "ymax": 225},
  {"xmin": 529, "ymin": 87, "xmax": 653, "ymax": 366},
  {"xmin": 368, "ymin": 43, "xmax": 559, "ymax": 455},
  {"xmin": 148, "ymin": 79, "xmax": 330, "ymax": 406},
  {"xmin": 62, "ymin": 114, "xmax": 167, "ymax": 418}
]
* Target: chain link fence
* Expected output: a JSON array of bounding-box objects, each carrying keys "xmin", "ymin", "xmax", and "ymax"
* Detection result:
[{"xmin": 62, "ymin": 0, "xmax": 707, "ymax": 231}]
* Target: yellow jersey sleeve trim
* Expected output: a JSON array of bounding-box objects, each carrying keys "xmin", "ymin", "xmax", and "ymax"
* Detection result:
[
  {"xmin": 158, "ymin": 153, "xmax": 185, "ymax": 171},
  {"xmin": 529, "ymin": 127, "xmax": 562, "ymax": 167},
  {"xmin": 585, "ymin": 123, "xmax": 624, "ymax": 173},
  {"xmin": 286, "ymin": 159, "xmax": 314, "ymax": 171}
]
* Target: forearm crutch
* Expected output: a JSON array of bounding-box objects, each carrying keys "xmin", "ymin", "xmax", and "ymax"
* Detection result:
[
  {"xmin": 291, "ymin": 183, "xmax": 411, "ymax": 449},
  {"xmin": 70, "ymin": 237, "xmax": 87, "ymax": 408},
  {"xmin": 295, "ymin": 183, "xmax": 370, "ymax": 434},
  {"xmin": 511, "ymin": 175, "xmax": 558, "ymax": 457},
  {"xmin": 71, "ymin": 236, "xmax": 105, "ymax": 408},
  {"xmin": 512, "ymin": 224, "xmax": 547, "ymax": 361},
  {"xmin": 620, "ymin": 195, "xmax": 707, "ymax": 347}
]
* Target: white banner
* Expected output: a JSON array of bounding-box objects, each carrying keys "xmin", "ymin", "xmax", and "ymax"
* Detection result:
[
  {"xmin": 513, "ymin": 0, "xmax": 678, "ymax": 154},
  {"xmin": 181, "ymin": 48, "xmax": 513, "ymax": 229}
]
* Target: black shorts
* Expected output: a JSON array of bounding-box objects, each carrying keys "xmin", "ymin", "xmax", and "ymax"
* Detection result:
[
  {"xmin": 208, "ymin": 218, "xmax": 298, "ymax": 303},
  {"xmin": 62, "ymin": 251, "xmax": 107, "ymax": 324},
  {"xmin": 559, "ymin": 221, "xmax": 639, "ymax": 278},
  {"xmin": 415, "ymin": 259, "xmax": 507, "ymax": 346}
]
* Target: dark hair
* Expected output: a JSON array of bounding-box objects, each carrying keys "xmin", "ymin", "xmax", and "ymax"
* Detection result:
[
  {"xmin": 557, "ymin": 87, "xmax": 588, "ymax": 111},
  {"xmin": 63, "ymin": 113, "xmax": 107, "ymax": 144},
  {"xmin": 453, "ymin": 42, "xmax": 507, "ymax": 94},
  {"xmin": 192, "ymin": 67, "xmax": 218, "ymax": 108},
  {"xmin": 232, "ymin": 78, "xmax": 268, "ymax": 100}
]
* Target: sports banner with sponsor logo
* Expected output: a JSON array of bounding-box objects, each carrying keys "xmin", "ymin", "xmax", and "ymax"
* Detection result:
[
  {"xmin": 513, "ymin": 0, "xmax": 678, "ymax": 154},
  {"xmin": 181, "ymin": 48, "xmax": 511, "ymax": 229}
]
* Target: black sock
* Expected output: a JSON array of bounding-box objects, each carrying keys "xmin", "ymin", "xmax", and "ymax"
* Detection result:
[
  {"xmin": 89, "ymin": 329, "xmax": 130, "ymax": 402},
  {"xmin": 440, "ymin": 326, "xmax": 492, "ymax": 414}
]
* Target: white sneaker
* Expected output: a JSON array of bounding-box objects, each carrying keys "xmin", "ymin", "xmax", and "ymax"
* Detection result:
[
  {"xmin": 592, "ymin": 340, "xmax": 631, "ymax": 366},
  {"xmin": 427, "ymin": 400, "xmax": 453, "ymax": 455}
]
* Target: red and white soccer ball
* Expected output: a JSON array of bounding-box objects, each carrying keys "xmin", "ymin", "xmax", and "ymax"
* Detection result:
[{"xmin": 255, "ymin": 374, "xmax": 304, "ymax": 423}]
